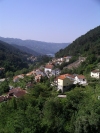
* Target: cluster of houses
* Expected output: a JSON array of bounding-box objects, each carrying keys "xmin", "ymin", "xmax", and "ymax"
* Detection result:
[
  {"xmin": 12, "ymin": 67, "xmax": 100, "ymax": 94},
  {"xmin": 0, "ymin": 56, "xmax": 72, "ymax": 84},
  {"xmin": 54, "ymin": 73, "xmax": 87, "ymax": 92},
  {"xmin": 12, "ymin": 62, "xmax": 88, "ymax": 93},
  {"xmin": 52, "ymin": 56, "xmax": 72, "ymax": 65},
  {"xmin": 56, "ymin": 69, "xmax": 100, "ymax": 93},
  {"xmin": 13, "ymin": 63, "xmax": 61, "ymax": 83},
  {"xmin": 1, "ymin": 56, "xmax": 100, "ymax": 102}
]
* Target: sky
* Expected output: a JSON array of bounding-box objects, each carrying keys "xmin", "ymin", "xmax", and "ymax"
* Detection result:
[{"xmin": 0, "ymin": 0, "xmax": 100, "ymax": 43}]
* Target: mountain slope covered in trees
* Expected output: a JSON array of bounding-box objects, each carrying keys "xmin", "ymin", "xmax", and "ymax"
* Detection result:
[
  {"xmin": 0, "ymin": 40, "xmax": 29, "ymax": 72},
  {"xmin": 10, "ymin": 44, "xmax": 40, "ymax": 56},
  {"xmin": 55, "ymin": 25, "xmax": 100, "ymax": 57}
]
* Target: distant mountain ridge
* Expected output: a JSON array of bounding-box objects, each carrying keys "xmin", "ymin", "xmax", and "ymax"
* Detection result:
[{"xmin": 0, "ymin": 37, "xmax": 69, "ymax": 55}]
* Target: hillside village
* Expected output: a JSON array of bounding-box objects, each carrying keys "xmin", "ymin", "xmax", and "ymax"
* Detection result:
[
  {"xmin": 0, "ymin": 55, "xmax": 99, "ymax": 102},
  {"xmin": 0, "ymin": 0, "xmax": 100, "ymax": 131},
  {"xmin": 0, "ymin": 25, "xmax": 100, "ymax": 133}
]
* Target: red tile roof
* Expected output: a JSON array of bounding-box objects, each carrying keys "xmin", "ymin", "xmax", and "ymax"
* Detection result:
[
  {"xmin": 14, "ymin": 91, "xmax": 26, "ymax": 98},
  {"xmin": 76, "ymin": 75, "xmax": 85, "ymax": 79},
  {"xmin": 66, "ymin": 74, "xmax": 75, "ymax": 79},
  {"xmin": 45, "ymin": 64, "xmax": 54, "ymax": 69},
  {"xmin": 58, "ymin": 74, "xmax": 70, "ymax": 80},
  {"xmin": 91, "ymin": 70, "xmax": 100, "ymax": 73},
  {"xmin": 9, "ymin": 88, "xmax": 27, "ymax": 98}
]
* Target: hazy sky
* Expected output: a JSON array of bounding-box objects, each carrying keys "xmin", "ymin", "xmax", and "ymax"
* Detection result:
[{"xmin": 0, "ymin": 0, "xmax": 100, "ymax": 43}]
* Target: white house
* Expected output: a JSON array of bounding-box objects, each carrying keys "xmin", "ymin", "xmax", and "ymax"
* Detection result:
[
  {"xmin": 64, "ymin": 56, "xmax": 72, "ymax": 62},
  {"xmin": 73, "ymin": 75, "xmax": 87, "ymax": 85},
  {"xmin": 44, "ymin": 64, "xmax": 54, "ymax": 73},
  {"xmin": 57, "ymin": 58, "xmax": 64, "ymax": 62},
  {"xmin": 90, "ymin": 70, "xmax": 100, "ymax": 79}
]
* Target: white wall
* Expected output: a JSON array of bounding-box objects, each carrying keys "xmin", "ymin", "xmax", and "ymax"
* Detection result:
[
  {"xmin": 91, "ymin": 72, "xmax": 100, "ymax": 79},
  {"xmin": 44, "ymin": 68, "xmax": 52, "ymax": 73},
  {"xmin": 74, "ymin": 76, "xmax": 87, "ymax": 85}
]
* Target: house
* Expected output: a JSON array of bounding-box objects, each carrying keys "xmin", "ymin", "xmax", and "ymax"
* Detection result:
[
  {"xmin": 0, "ymin": 95, "xmax": 14, "ymax": 103},
  {"xmin": 35, "ymin": 75, "xmax": 42, "ymax": 82},
  {"xmin": 57, "ymin": 58, "xmax": 64, "ymax": 62},
  {"xmin": 8, "ymin": 88, "xmax": 27, "ymax": 98},
  {"xmin": 18, "ymin": 74, "xmax": 24, "ymax": 79},
  {"xmin": 26, "ymin": 71, "xmax": 34, "ymax": 76},
  {"xmin": 13, "ymin": 76, "xmax": 20, "ymax": 82},
  {"xmin": 44, "ymin": 64, "xmax": 54, "ymax": 73},
  {"xmin": 66, "ymin": 74, "xmax": 75, "ymax": 81},
  {"xmin": 51, "ymin": 68, "xmax": 61, "ymax": 76},
  {"xmin": 35, "ymin": 69, "xmax": 45, "ymax": 76},
  {"xmin": 54, "ymin": 76, "xmax": 59, "ymax": 86},
  {"xmin": 57, "ymin": 74, "xmax": 73, "ymax": 92},
  {"xmin": 90, "ymin": 69, "xmax": 100, "ymax": 79},
  {"xmin": 57, "ymin": 61, "xmax": 63, "ymax": 65},
  {"xmin": 73, "ymin": 75, "xmax": 87, "ymax": 85},
  {"xmin": 13, "ymin": 74, "xmax": 24, "ymax": 82},
  {"xmin": 64, "ymin": 56, "xmax": 72, "ymax": 62}
]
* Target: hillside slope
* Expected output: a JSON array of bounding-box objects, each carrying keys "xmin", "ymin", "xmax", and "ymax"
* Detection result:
[
  {"xmin": 55, "ymin": 25, "xmax": 100, "ymax": 57},
  {"xmin": 0, "ymin": 37, "xmax": 69, "ymax": 55},
  {"xmin": 10, "ymin": 44, "xmax": 40, "ymax": 56},
  {"xmin": 0, "ymin": 40, "xmax": 29, "ymax": 72}
]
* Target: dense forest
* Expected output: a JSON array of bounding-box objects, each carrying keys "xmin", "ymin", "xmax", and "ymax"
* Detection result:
[
  {"xmin": 0, "ymin": 79, "xmax": 100, "ymax": 133},
  {"xmin": 55, "ymin": 25, "xmax": 100, "ymax": 57},
  {"xmin": 0, "ymin": 40, "xmax": 30, "ymax": 72}
]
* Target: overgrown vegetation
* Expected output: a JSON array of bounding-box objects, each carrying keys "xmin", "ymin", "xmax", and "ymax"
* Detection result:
[{"xmin": 0, "ymin": 80, "xmax": 100, "ymax": 133}]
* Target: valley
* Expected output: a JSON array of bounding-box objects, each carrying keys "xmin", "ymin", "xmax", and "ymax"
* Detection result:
[{"xmin": 0, "ymin": 25, "xmax": 100, "ymax": 133}]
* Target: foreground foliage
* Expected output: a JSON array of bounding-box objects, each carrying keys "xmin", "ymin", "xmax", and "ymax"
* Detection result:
[{"xmin": 0, "ymin": 81, "xmax": 100, "ymax": 133}]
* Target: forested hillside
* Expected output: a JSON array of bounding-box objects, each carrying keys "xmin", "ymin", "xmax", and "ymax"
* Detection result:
[
  {"xmin": 10, "ymin": 44, "xmax": 40, "ymax": 56},
  {"xmin": 55, "ymin": 25, "xmax": 100, "ymax": 57},
  {"xmin": 0, "ymin": 40, "xmax": 29, "ymax": 72}
]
